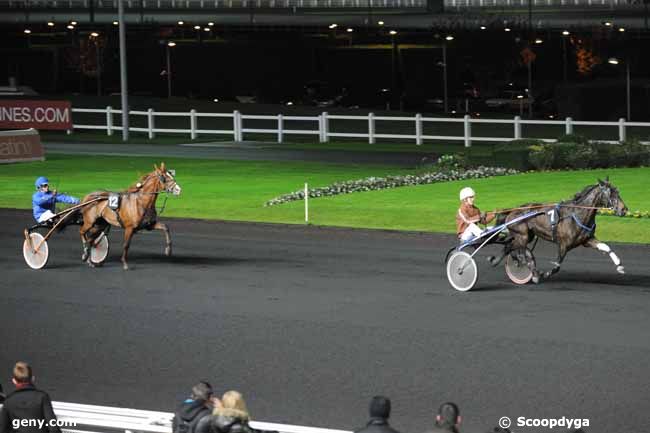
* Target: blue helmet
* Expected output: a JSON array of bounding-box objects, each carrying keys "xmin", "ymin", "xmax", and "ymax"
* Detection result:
[{"xmin": 35, "ymin": 176, "xmax": 49, "ymax": 189}]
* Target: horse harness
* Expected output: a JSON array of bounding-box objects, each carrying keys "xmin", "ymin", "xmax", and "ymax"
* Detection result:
[
  {"xmin": 548, "ymin": 184, "xmax": 617, "ymax": 240},
  {"xmin": 104, "ymin": 172, "xmax": 176, "ymax": 229}
]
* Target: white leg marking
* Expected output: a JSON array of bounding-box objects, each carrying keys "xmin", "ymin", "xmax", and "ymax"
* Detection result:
[
  {"xmin": 596, "ymin": 242, "xmax": 611, "ymax": 253},
  {"xmin": 597, "ymin": 242, "xmax": 624, "ymax": 273}
]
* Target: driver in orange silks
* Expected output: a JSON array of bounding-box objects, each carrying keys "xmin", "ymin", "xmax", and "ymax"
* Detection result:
[{"xmin": 456, "ymin": 187, "xmax": 495, "ymax": 242}]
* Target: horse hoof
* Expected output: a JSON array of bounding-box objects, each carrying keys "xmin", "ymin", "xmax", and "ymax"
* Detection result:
[
  {"xmin": 617, "ymin": 265, "xmax": 625, "ymax": 274},
  {"xmin": 122, "ymin": 263, "xmax": 129, "ymax": 271},
  {"xmin": 165, "ymin": 246, "xmax": 172, "ymax": 257},
  {"xmin": 81, "ymin": 252, "xmax": 89, "ymax": 262},
  {"xmin": 532, "ymin": 274, "xmax": 540, "ymax": 284}
]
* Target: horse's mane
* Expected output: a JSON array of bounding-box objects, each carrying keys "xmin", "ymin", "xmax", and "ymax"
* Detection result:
[
  {"xmin": 565, "ymin": 183, "xmax": 598, "ymax": 204},
  {"xmin": 125, "ymin": 172, "xmax": 154, "ymax": 193}
]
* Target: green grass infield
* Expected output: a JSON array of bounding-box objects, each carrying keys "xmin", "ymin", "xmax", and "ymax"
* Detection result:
[{"xmin": 2, "ymin": 154, "xmax": 649, "ymax": 243}]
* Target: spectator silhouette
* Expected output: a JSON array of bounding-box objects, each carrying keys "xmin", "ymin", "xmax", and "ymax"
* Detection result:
[
  {"xmin": 0, "ymin": 361, "xmax": 61, "ymax": 433},
  {"xmin": 196, "ymin": 391, "xmax": 252, "ymax": 433},
  {"xmin": 354, "ymin": 396, "xmax": 401, "ymax": 433},
  {"xmin": 425, "ymin": 402, "xmax": 461, "ymax": 433},
  {"xmin": 173, "ymin": 382, "xmax": 215, "ymax": 433}
]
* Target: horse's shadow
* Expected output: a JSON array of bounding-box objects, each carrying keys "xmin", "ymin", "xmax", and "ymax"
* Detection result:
[
  {"xmin": 111, "ymin": 252, "xmax": 288, "ymax": 267},
  {"xmin": 470, "ymin": 284, "xmax": 520, "ymax": 292},
  {"xmin": 542, "ymin": 272, "xmax": 650, "ymax": 290}
]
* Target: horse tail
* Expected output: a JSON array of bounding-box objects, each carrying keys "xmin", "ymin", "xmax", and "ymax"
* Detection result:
[{"xmin": 82, "ymin": 191, "xmax": 110, "ymax": 202}]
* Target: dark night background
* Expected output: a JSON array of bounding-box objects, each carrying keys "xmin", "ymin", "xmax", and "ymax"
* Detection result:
[{"xmin": 2, "ymin": 12, "xmax": 650, "ymax": 119}]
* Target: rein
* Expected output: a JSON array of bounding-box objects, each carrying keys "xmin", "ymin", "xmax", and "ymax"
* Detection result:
[
  {"xmin": 493, "ymin": 203, "xmax": 613, "ymax": 215},
  {"xmin": 120, "ymin": 172, "xmax": 176, "ymax": 215}
]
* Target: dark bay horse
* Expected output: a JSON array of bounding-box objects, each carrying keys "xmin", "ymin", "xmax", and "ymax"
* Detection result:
[
  {"xmin": 494, "ymin": 178, "xmax": 628, "ymax": 283},
  {"xmin": 79, "ymin": 163, "xmax": 181, "ymax": 270}
]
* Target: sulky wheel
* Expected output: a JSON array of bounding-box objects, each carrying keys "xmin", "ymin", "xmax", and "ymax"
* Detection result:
[
  {"xmin": 446, "ymin": 251, "xmax": 478, "ymax": 292},
  {"xmin": 23, "ymin": 232, "xmax": 49, "ymax": 270},
  {"xmin": 90, "ymin": 233, "xmax": 110, "ymax": 265},
  {"xmin": 505, "ymin": 248, "xmax": 536, "ymax": 285}
]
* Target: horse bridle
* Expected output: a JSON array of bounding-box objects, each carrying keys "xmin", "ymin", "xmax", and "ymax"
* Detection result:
[
  {"xmin": 133, "ymin": 171, "xmax": 178, "ymax": 195},
  {"xmin": 157, "ymin": 171, "xmax": 178, "ymax": 194},
  {"xmin": 598, "ymin": 184, "xmax": 619, "ymax": 211}
]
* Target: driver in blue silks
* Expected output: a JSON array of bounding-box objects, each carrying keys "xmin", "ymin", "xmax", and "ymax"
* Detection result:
[{"xmin": 32, "ymin": 176, "xmax": 79, "ymax": 223}]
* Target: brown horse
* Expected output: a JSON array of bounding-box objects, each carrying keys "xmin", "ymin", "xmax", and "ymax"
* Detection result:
[
  {"xmin": 79, "ymin": 162, "xmax": 181, "ymax": 270},
  {"xmin": 493, "ymin": 177, "xmax": 628, "ymax": 283}
]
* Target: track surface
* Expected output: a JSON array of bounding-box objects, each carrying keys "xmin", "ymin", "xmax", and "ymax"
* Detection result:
[
  {"xmin": 44, "ymin": 142, "xmax": 426, "ymax": 166},
  {"xmin": 1, "ymin": 209, "xmax": 650, "ymax": 433}
]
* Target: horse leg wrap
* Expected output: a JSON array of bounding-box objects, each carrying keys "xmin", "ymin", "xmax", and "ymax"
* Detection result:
[
  {"xmin": 596, "ymin": 242, "xmax": 621, "ymax": 266},
  {"xmin": 81, "ymin": 243, "xmax": 90, "ymax": 262},
  {"xmin": 532, "ymin": 271, "xmax": 541, "ymax": 284}
]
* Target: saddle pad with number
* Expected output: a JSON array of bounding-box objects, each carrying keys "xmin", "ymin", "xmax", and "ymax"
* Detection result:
[{"xmin": 108, "ymin": 193, "xmax": 121, "ymax": 210}]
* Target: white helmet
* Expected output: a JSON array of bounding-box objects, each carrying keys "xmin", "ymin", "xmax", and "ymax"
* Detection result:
[{"xmin": 459, "ymin": 187, "xmax": 476, "ymax": 201}]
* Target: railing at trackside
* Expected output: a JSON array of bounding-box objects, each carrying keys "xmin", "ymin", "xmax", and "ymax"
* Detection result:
[
  {"xmin": 0, "ymin": 0, "xmax": 425, "ymax": 9},
  {"xmin": 446, "ymin": 0, "xmax": 637, "ymax": 8},
  {"xmin": 35, "ymin": 401, "xmax": 349, "ymax": 433},
  {"xmin": 68, "ymin": 106, "xmax": 650, "ymax": 147},
  {"xmin": 0, "ymin": 0, "xmax": 639, "ymax": 8}
]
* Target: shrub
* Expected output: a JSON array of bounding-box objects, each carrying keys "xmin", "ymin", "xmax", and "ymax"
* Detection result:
[
  {"xmin": 418, "ymin": 153, "xmax": 469, "ymax": 173},
  {"xmin": 561, "ymin": 143, "xmax": 596, "ymax": 169},
  {"xmin": 494, "ymin": 139, "xmax": 544, "ymax": 170},
  {"xmin": 495, "ymin": 139, "xmax": 544, "ymax": 152},
  {"xmin": 527, "ymin": 144, "xmax": 555, "ymax": 170},
  {"xmin": 617, "ymin": 139, "xmax": 650, "ymax": 167},
  {"xmin": 435, "ymin": 153, "xmax": 468, "ymax": 171},
  {"xmin": 488, "ymin": 136, "xmax": 648, "ymax": 171},
  {"xmin": 555, "ymin": 134, "xmax": 590, "ymax": 146},
  {"xmin": 588, "ymin": 141, "xmax": 614, "ymax": 168}
]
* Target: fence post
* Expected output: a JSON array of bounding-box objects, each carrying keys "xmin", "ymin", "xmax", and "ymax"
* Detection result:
[
  {"xmin": 190, "ymin": 109, "xmax": 197, "ymax": 140},
  {"xmin": 368, "ymin": 112, "xmax": 375, "ymax": 144},
  {"xmin": 463, "ymin": 114, "xmax": 472, "ymax": 147},
  {"xmin": 514, "ymin": 115, "xmax": 522, "ymax": 140},
  {"xmin": 618, "ymin": 118, "xmax": 626, "ymax": 142},
  {"xmin": 233, "ymin": 110, "xmax": 242, "ymax": 142},
  {"xmin": 415, "ymin": 113, "xmax": 422, "ymax": 145},
  {"xmin": 318, "ymin": 115, "xmax": 324, "ymax": 143},
  {"xmin": 277, "ymin": 114, "xmax": 283, "ymax": 143},
  {"xmin": 106, "ymin": 106, "xmax": 113, "ymax": 136},
  {"xmin": 322, "ymin": 112, "xmax": 329, "ymax": 143},
  {"xmin": 147, "ymin": 109, "xmax": 155, "ymax": 139},
  {"xmin": 565, "ymin": 117, "xmax": 573, "ymax": 135},
  {"xmin": 304, "ymin": 182, "xmax": 309, "ymax": 224}
]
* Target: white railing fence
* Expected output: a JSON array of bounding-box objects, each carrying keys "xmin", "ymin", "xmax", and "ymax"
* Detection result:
[
  {"xmin": 1, "ymin": 0, "xmax": 426, "ymax": 9},
  {"xmin": 0, "ymin": 401, "xmax": 351, "ymax": 433},
  {"xmin": 69, "ymin": 107, "xmax": 650, "ymax": 147},
  {"xmin": 1, "ymin": 0, "xmax": 642, "ymax": 9}
]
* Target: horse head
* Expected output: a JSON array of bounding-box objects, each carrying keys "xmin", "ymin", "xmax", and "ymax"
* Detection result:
[
  {"xmin": 598, "ymin": 177, "xmax": 627, "ymax": 216},
  {"xmin": 154, "ymin": 162, "xmax": 182, "ymax": 196}
]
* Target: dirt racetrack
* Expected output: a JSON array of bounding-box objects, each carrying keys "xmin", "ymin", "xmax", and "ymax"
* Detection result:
[{"xmin": 1, "ymin": 209, "xmax": 649, "ymax": 433}]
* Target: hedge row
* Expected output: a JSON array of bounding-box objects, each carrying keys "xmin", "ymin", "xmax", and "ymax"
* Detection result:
[{"xmin": 491, "ymin": 135, "xmax": 650, "ymax": 170}]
